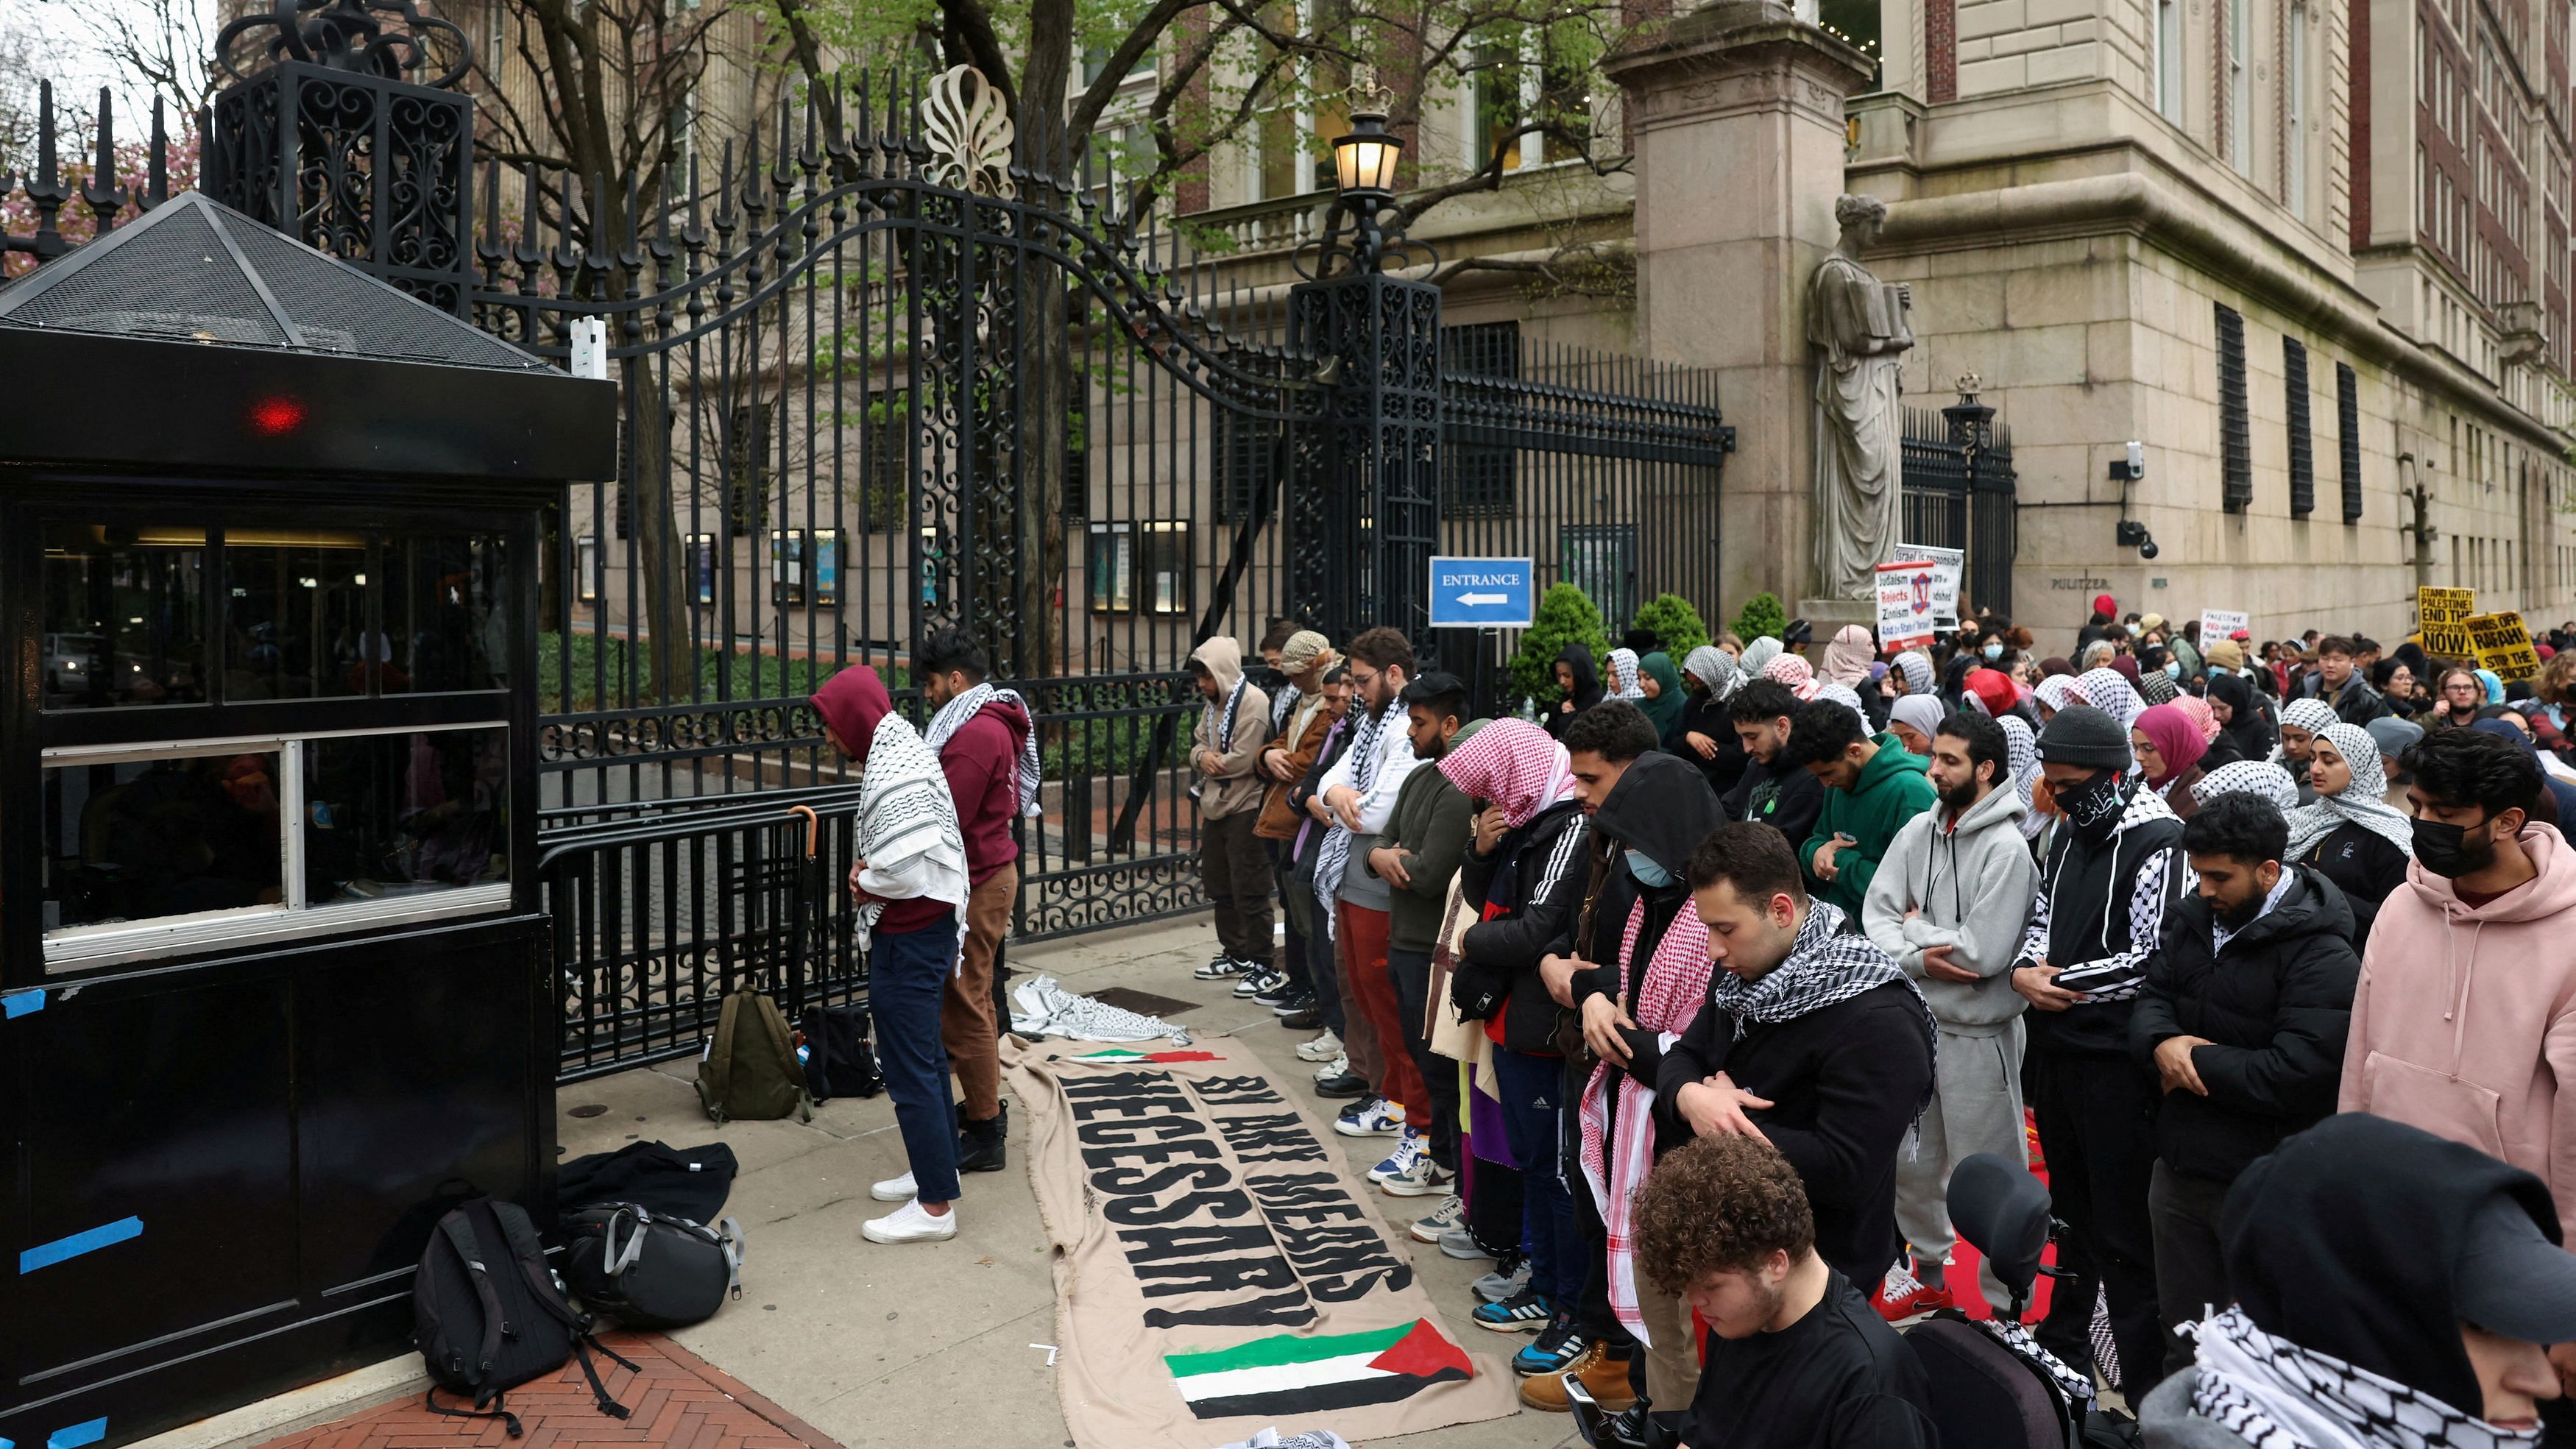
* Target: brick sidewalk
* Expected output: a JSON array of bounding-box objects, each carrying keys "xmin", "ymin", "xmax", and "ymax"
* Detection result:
[{"xmin": 255, "ymin": 1333, "xmax": 843, "ymax": 1449}]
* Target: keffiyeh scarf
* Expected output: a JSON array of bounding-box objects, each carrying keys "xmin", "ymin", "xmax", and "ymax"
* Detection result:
[
  {"xmin": 1312, "ymin": 701, "xmax": 1395, "ymax": 940},
  {"xmin": 2139, "ymin": 670, "xmax": 2182, "ymax": 706},
  {"xmin": 1683, "ymin": 645, "xmax": 1744, "ymax": 703},
  {"xmin": 853, "ymin": 712, "xmax": 972, "ymax": 949},
  {"xmin": 2283, "ymin": 722, "xmax": 2416, "ymax": 862},
  {"xmin": 1705, "ymin": 902, "xmax": 1935, "ymax": 1077},
  {"xmin": 2194, "ymin": 760, "xmax": 2299, "ymax": 812},
  {"xmin": 1438, "ymin": 718, "xmax": 1577, "ymax": 828},
  {"xmin": 1189, "ymin": 672, "xmax": 1252, "ymax": 803},
  {"xmin": 1270, "ymin": 683, "xmax": 1302, "ymax": 731},
  {"xmin": 1577, "ymin": 888, "xmax": 1713, "ymax": 1347},
  {"xmin": 2189, "ymin": 1306, "xmax": 2535, "ymax": 1449},
  {"xmin": 1607, "ymin": 648, "xmax": 1646, "ymax": 699},
  {"xmin": 922, "ymin": 681, "xmax": 1043, "ymax": 816},
  {"xmin": 2175, "ymin": 694, "xmax": 2222, "ymax": 744},
  {"xmin": 2034, "ymin": 674, "xmax": 2084, "ymax": 716},
  {"xmin": 1763, "ymin": 653, "xmax": 1823, "ymax": 701},
  {"xmin": 1741, "ymin": 636, "xmax": 1784, "ymax": 676},
  {"xmin": 1999, "ymin": 715, "xmax": 2047, "ymax": 840},
  {"xmin": 1892, "ymin": 651, "xmax": 1936, "ymax": 696},
  {"xmin": 1815, "ymin": 681, "xmax": 1872, "ymax": 734},
  {"xmin": 2076, "ymin": 667, "xmax": 2148, "ymax": 728},
  {"xmin": 2281, "ymin": 698, "xmax": 2340, "ymax": 737}
]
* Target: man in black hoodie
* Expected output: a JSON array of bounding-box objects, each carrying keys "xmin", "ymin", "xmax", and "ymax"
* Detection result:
[
  {"xmin": 2011, "ymin": 702, "xmax": 2185, "ymax": 1395},
  {"xmin": 2130, "ymin": 792, "xmax": 2359, "ymax": 1377},
  {"xmin": 1724, "ymin": 678, "xmax": 1825, "ymax": 846}
]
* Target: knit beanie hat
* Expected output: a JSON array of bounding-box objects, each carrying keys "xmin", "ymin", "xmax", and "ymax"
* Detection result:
[{"xmin": 2038, "ymin": 703, "xmax": 2134, "ymax": 769}]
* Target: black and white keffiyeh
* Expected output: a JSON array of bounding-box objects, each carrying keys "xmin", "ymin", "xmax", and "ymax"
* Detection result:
[
  {"xmin": 921, "ymin": 681, "xmax": 1042, "ymax": 817},
  {"xmin": 1190, "ymin": 673, "xmax": 1253, "ymax": 802},
  {"xmin": 1270, "ymin": 682, "xmax": 1302, "ymax": 731},
  {"xmin": 1311, "ymin": 701, "xmax": 1394, "ymax": 940},
  {"xmin": 854, "ymin": 711, "xmax": 971, "ymax": 948},
  {"xmin": 1974, "ymin": 1317, "xmax": 2096, "ymax": 1418},
  {"xmin": 2189, "ymin": 1306, "xmax": 2536, "ymax": 1449},
  {"xmin": 1705, "ymin": 901, "xmax": 1937, "ymax": 1105}
]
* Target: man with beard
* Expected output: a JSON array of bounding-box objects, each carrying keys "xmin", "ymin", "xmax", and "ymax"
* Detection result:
[
  {"xmin": 2130, "ymin": 792, "xmax": 2358, "ymax": 1375},
  {"xmin": 1724, "ymin": 678, "xmax": 1825, "ymax": 846},
  {"xmin": 1859, "ymin": 710, "xmax": 2037, "ymax": 1320},
  {"xmin": 2341, "ymin": 726, "xmax": 2576, "ymax": 1435},
  {"xmin": 2011, "ymin": 702, "xmax": 2187, "ymax": 1396},
  {"xmin": 1307, "ymin": 628, "xmax": 1423, "ymax": 1137},
  {"xmin": 1362, "ymin": 673, "xmax": 1476, "ymax": 1199}
]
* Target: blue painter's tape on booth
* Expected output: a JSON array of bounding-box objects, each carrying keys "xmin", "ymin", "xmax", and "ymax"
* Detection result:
[
  {"xmin": 46, "ymin": 1421, "xmax": 105, "ymax": 1449},
  {"xmin": 1, "ymin": 991, "xmax": 41, "ymax": 1018},
  {"xmin": 19, "ymin": 1217, "xmax": 143, "ymax": 1274}
]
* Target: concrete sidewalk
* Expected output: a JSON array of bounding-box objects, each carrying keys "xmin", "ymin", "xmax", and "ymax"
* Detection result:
[{"xmin": 562, "ymin": 913, "xmax": 1588, "ymax": 1449}]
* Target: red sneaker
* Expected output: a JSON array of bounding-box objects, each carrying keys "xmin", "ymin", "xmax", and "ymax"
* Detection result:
[{"xmin": 1872, "ymin": 1261, "xmax": 1954, "ymax": 1322}]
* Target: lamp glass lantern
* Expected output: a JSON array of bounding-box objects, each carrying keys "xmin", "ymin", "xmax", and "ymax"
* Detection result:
[{"xmin": 1331, "ymin": 110, "xmax": 1402, "ymax": 200}]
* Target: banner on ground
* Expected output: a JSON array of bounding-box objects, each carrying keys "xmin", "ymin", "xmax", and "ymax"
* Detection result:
[
  {"xmin": 2419, "ymin": 587, "xmax": 2477, "ymax": 659},
  {"xmin": 2465, "ymin": 610, "xmax": 2541, "ymax": 681},
  {"xmin": 2198, "ymin": 609, "xmax": 2249, "ymax": 644},
  {"xmin": 1005, "ymin": 1037, "xmax": 1518, "ymax": 1449},
  {"xmin": 1892, "ymin": 543, "xmax": 1963, "ymax": 629},
  {"xmin": 1876, "ymin": 559, "xmax": 1942, "ymax": 651}
]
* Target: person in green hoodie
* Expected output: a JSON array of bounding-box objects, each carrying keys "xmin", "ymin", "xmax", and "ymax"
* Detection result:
[{"xmin": 1780, "ymin": 696, "xmax": 1937, "ymax": 916}]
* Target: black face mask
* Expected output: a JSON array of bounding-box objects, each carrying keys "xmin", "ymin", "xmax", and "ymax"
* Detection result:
[
  {"xmin": 2412, "ymin": 815, "xmax": 2497, "ymax": 879},
  {"xmin": 2059, "ymin": 769, "xmax": 2130, "ymax": 842}
]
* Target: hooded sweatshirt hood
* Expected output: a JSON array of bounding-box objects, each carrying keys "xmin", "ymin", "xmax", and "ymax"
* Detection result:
[
  {"xmin": 813, "ymin": 665, "xmax": 894, "ymax": 766},
  {"xmin": 2342, "ymin": 822, "xmax": 2576, "ymax": 1241},
  {"xmin": 1557, "ymin": 644, "xmax": 1603, "ymax": 710},
  {"xmin": 1187, "ymin": 635, "xmax": 1270, "ymax": 820},
  {"xmin": 1593, "ymin": 751, "xmax": 1725, "ymax": 880},
  {"xmin": 1189, "ymin": 635, "xmax": 1246, "ymax": 692}
]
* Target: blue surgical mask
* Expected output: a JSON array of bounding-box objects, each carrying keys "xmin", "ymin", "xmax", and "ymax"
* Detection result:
[
  {"xmin": 2165, "ymin": 660, "xmax": 2184, "ymax": 679},
  {"xmin": 1982, "ymin": 642, "xmax": 2003, "ymax": 661},
  {"xmin": 1625, "ymin": 850, "xmax": 1674, "ymax": 888}
]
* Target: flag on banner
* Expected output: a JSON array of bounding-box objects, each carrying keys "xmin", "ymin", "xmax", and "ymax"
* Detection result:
[{"xmin": 1166, "ymin": 1319, "xmax": 1474, "ymax": 1419}]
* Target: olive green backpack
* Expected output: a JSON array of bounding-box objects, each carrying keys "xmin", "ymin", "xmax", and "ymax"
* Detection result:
[{"xmin": 695, "ymin": 989, "xmax": 813, "ymax": 1123}]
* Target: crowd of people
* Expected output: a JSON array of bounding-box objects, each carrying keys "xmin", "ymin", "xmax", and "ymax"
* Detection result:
[{"xmin": 807, "ymin": 600, "xmax": 2576, "ymax": 1448}]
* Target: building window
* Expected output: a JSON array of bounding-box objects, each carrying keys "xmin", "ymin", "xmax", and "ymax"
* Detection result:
[
  {"xmin": 2335, "ymin": 362, "xmax": 2362, "ymax": 522},
  {"xmin": 1442, "ymin": 322, "xmax": 1522, "ymax": 519},
  {"xmin": 855, "ymin": 389, "xmax": 907, "ymax": 534},
  {"xmin": 2226, "ymin": 0, "xmax": 2250, "ymax": 174},
  {"xmin": 1212, "ymin": 409, "xmax": 1280, "ymax": 525},
  {"xmin": 1470, "ymin": 46, "xmax": 1527, "ymax": 175},
  {"xmin": 2284, "ymin": 337, "xmax": 2313, "ymax": 516},
  {"xmin": 2217, "ymin": 303, "xmax": 2252, "ymax": 511},
  {"xmin": 576, "ymin": 535, "xmax": 603, "ymax": 603},
  {"xmin": 687, "ymin": 533, "xmax": 718, "ymax": 605},
  {"xmin": 1139, "ymin": 522, "xmax": 1191, "ymax": 615},
  {"xmin": 2156, "ymin": 0, "xmax": 2184, "ymax": 122},
  {"xmin": 1560, "ymin": 524, "xmax": 1638, "ymax": 629},
  {"xmin": 1088, "ymin": 522, "xmax": 1132, "ymax": 612}
]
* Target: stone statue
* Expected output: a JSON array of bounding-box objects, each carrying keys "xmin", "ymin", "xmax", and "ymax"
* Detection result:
[{"xmin": 1808, "ymin": 194, "xmax": 1914, "ymax": 601}]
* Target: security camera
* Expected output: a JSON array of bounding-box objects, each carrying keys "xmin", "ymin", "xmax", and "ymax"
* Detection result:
[
  {"xmin": 2117, "ymin": 518, "xmax": 2158, "ymax": 559},
  {"xmin": 2138, "ymin": 536, "xmax": 2160, "ymax": 561},
  {"xmin": 2108, "ymin": 442, "xmax": 2145, "ymax": 482}
]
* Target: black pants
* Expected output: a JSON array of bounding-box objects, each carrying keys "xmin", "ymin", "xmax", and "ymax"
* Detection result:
[
  {"xmin": 1467, "ymin": 1156, "xmax": 1525, "ymax": 1258},
  {"xmin": 1266, "ymin": 836, "xmax": 1309, "ymax": 995},
  {"xmin": 1387, "ymin": 946, "xmax": 1459, "ymax": 1172},
  {"xmin": 2149, "ymin": 1161, "xmax": 2234, "ymax": 1378},
  {"xmin": 1200, "ymin": 811, "xmax": 1273, "ymax": 960},
  {"xmin": 2028, "ymin": 1048, "xmax": 2165, "ymax": 1396}
]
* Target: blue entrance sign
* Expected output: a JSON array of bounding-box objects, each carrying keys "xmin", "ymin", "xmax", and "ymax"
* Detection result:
[{"xmin": 1429, "ymin": 556, "xmax": 1535, "ymax": 628}]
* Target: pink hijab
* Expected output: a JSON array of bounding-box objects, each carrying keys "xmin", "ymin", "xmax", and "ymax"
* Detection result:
[
  {"xmin": 2131, "ymin": 702, "xmax": 2208, "ymax": 786},
  {"xmin": 1438, "ymin": 718, "xmax": 1579, "ymax": 828},
  {"xmin": 1822, "ymin": 625, "xmax": 1877, "ymax": 686}
]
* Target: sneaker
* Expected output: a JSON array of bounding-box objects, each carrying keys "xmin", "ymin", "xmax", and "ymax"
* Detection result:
[
  {"xmin": 1367, "ymin": 1125, "xmax": 1428, "ymax": 1180},
  {"xmin": 1375, "ymin": 1138, "xmax": 1454, "ymax": 1197},
  {"xmin": 1872, "ymin": 1259, "xmax": 1953, "ymax": 1322},
  {"xmin": 1472, "ymin": 1286, "xmax": 1554, "ymax": 1333},
  {"xmin": 1518, "ymin": 1341, "xmax": 1637, "ymax": 1412},
  {"xmin": 860, "ymin": 1198, "xmax": 958, "ymax": 1244},
  {"xmin": 1511, "ymin": 1313, "xmax": 1585, "ymax": 1376},
  {"xmin": 1408, "ymin": 1195, "xmax": 1464, "ymax": 1243},
  {"xmin": 1437, "ymin": 1227, "xmax": 1494, "ymax": 1261},
  {"xmin": 1295, "ymin": 1030, "xmax": 1345, "ymax": 1063},
  {"xmin": 1472, "ymin": 1257, "xmax": 1532, "ymax": 1303},
  {"xmin": 1312, "ymin": 1067, "xmax": 1369, "ymax": 1099},
  {"xmin": 1275, "ymin": 1001, "xmax": 1322, "ymax": 1030},
  {"xmin": 1250, "ymin": 977, "xmax": 1301, "ymax": 1008},
  {"xmin": 870, "ymin": 1170, "xmax": 918, "ymax": 1202},
  {"xmin": 1335, "ymin": 1097, "xmax": 1404, "ymax": 1138},
  {"xmin": 1231, "ymin": 964, "xmax": 1283, "ymax": 998},
  {"xmin": 1193, "ymin": 954, "xmax": 1249, "ymax": 980}
]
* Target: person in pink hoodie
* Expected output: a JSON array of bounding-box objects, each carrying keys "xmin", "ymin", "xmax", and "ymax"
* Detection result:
[{"xmin": 2342, "ymin": 727, "xmax": 2576, "ymax": 1393}]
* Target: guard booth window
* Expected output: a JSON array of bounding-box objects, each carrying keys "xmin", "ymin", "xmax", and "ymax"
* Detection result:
[{"xmin": 39, "ymin": 524, "xmax": 210, "ymax": 709}]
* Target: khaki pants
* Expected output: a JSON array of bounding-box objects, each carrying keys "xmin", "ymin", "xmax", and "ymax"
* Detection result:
[
  {"xmin": 944, "ymin": 864, "xmax": 1016, "ymax": 1123},
  {"xmin": 1635, "ymin": 1283, "xmax": 1701, "ymax": 1409}
]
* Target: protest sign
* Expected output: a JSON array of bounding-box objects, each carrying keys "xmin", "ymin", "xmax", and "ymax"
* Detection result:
[
  {"xmin": 1875, "ymin": 559, "xmax": 1941, "ymax": 651},
  {"xmin": 2418, "ymin": 587, "xmax": 2477, "ymax": 659},
  {"xmin": 2465, "ymin": 610, "xmax": 2541, "ymax": 681},
  {"xmin": 1892, "ymin": 543, "xmax": 1964, "ymax": 629},
  {"xmin": 2198, "ymin": 609, "xmax": 2249, "ymax": 645}
]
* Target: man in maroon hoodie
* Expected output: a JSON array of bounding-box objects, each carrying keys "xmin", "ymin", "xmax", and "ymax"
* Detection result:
[{"xmin": 916, "ymin": 627, "xmax": 1036, "ymax": 1173}]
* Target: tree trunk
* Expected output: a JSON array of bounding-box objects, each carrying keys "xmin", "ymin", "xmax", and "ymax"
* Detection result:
[{"xmin": 1013, "ymin": 0, "xmax": 1076, "ymax": 684}]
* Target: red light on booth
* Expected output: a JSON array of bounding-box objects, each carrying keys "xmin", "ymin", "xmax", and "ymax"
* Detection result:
[{"xmin": 249, "ymin": 395, "xmax": 307, "ymax": 436}]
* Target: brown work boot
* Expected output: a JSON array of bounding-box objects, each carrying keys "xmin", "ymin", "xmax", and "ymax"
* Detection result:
[{"xmin": 1515, "ymin": 1341, "xmax": 1637, "ymax": 1413}]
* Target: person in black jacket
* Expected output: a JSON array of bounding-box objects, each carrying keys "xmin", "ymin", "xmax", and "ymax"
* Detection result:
[
  {"xmin": 2129, "ymin": 792, "xmax": 2360, "ymax": 1377},
  {"xmin": 1653, "ymin": 823, "xmax": 1937, "ymax": 1297},
  {"xmin": 1724, "ymin": 678, "xmax": 1825, "ymax": 846},
  {"xmin": 2010, "ymin": 703, "xmax": 2186, "ymax": 1396}
]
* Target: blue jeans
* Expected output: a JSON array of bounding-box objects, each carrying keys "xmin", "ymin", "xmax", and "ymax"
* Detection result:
[
  {"xmin": 1493, "ymin": 1045, "xmax": 1581, "ymax": 1308},
  {"xmin": 871, "ymin": 916, "xmax": 964, "ymax": 1203}
]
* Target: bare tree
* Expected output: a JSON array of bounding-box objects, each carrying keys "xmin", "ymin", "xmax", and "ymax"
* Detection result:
[{"xmin": 38, "ymin": 0, "xmax": 218, "ymax": 118}]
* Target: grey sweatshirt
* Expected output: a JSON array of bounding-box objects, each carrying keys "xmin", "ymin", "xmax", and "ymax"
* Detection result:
[
  {"xmin": 2140, "ymin": 1370, "xmax": 2252, "ymax": 1449},
  {"xmin": 1861, "ymin": 779, "xmax": 2037, "ymax": 1035}
]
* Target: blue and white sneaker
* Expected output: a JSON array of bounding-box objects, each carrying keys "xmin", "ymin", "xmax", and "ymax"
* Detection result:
[
  {"xmin": 1367, "ymin": 1125, "xmax": 1428, "ymax": 1183},
  {"xmin": 1512, "ymin": 1312, "xmax": 1586, "ymax": 1375},
  {"xmin": 1407, "ymin": 1194, "xmax": 1465, "ymax": 1243},
  {"xmin": 1333, "ymin": 1096, "xmax": 1403, "ymax": 1138},
  {"xmin": 1370, "ymin": 1127, "xmax": 1453, "ymax": 1197},
  {"xmin": 1472, "ymin": 1286, "xmax": 1554, "ymax": 1333}
]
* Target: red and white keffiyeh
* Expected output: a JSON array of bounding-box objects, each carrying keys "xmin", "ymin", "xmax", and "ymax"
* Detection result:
[
  {"xmin": 1577, "ymin": 893, "xmax": 1711, "ymax": 1347},
  {"xmin": 1437, "ymin": 718, "xmax": 1577, "ymax": 828},
  {"xmin": 1761, "ymin": 653, "xmax": 1823, "ymax": 701}
]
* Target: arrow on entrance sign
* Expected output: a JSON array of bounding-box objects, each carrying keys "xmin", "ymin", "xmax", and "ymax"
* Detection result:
[{"xmin": 1456, "ymin": 592, "xmax": 1510, "ymax": 606}]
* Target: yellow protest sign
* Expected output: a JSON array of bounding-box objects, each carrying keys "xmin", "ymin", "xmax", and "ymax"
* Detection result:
[
  {"xmin": 2418, "ymin": 587, "xmax": 2476, "ymax": 659},
  {"xmin": 2464, "ymin": 610, "xmax": 2541, "ymax": 681}
]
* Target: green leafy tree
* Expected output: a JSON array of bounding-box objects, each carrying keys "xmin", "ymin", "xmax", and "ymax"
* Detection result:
[
  {"xmin": 1730, "ymin": 591, "xmax": 1787, "ymax": 645},
  {"xmin": 1630, "ymin": 592, "xmax": 1708, "ymax": 658},
  {"xmin": 1510, "ymin": 582, "xmax": 1611, "ymax": 709}
]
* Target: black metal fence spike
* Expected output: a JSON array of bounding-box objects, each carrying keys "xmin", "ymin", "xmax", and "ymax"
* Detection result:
[{"xmin": 146, "ymin": 96, "xmax": 168, "ymax": 206}]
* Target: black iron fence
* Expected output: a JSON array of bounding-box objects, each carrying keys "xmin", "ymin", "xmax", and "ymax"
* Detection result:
[{"xmin": 1900, "ymin": 388, "xmax": 2019, "ymax": 619}]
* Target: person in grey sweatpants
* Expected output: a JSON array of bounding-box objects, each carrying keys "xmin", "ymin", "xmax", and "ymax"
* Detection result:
[{"xmin": 1860, "ymin": 709, "xmax": 2037, "ymax": 1317}]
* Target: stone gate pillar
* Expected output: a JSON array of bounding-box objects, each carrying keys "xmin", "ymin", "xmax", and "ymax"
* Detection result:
[{"xmin": 1605, "ymin": 4, "xmax": 1874, "ymax": 622}]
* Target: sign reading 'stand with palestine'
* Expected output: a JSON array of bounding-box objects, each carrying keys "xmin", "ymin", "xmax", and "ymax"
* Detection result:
[
  {"xmin": 2419, "ymin": 587, "xmax": 2477, "ymax": 659},
  {"xmin": 1006, "ymin": 1037, "xmax": 1515, "ymax": 1449},
  {"xmin": 2465, "ymin": 610, "xmax": 2541, "ymax": 681}
]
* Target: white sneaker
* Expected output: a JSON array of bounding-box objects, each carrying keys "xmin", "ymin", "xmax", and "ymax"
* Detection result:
[
  {"xmin": 861, "ymin": 1198, "xmax": 958, "ymax": 1244},
  {"xmin": 1314, "ymin": 1053, "xmax": 1351, "ymax": 1084},
  {"xmin": 870, "ymin": 1170, "xmax": 918, "ymax": 1202},
  {"xmin": 1295, "ymin": 1030, "xmax": 1345, "ymax": 1063}
]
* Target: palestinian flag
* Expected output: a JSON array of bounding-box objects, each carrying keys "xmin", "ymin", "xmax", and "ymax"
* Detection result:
[{"xmin": 1164, "ymin": 1318, "xmax": 1473, "ymax": 1419}]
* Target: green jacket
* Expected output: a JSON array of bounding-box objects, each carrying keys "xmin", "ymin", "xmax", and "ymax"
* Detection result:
[
  {"xmin": 1368, "ymin": 747, "xmax": 1478, "ymax": 953},
  {"xmin": 1802, "ymin": 734, "xmax": 1937, "ymax": 917}
]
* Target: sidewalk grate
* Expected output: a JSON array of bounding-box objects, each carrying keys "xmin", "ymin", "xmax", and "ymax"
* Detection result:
[{"xmin": 252, "ymin": 1333, "xmax": 845, "ymax": 1449}]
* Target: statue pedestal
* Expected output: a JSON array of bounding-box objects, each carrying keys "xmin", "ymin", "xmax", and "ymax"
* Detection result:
[
  {"xmin": 1797, "ymin": 598, "xmax": 1879, "ymax": 634},
  {"xmin": 1605, "ymin": 4, "xmax": 1874, "ymax": 617}
]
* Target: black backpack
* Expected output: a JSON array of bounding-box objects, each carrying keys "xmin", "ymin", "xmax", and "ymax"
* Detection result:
[
  {"xmin": 799, "ymin": 1002, "xmax": 883, "ymax": 1102},
  {"xmin": 414, "ymin": 1196, "xmax": 634, "ymax": 1433},
  {"xmin": 561, "ymin": 1202, "xmax": 746, "ymax": 1328}
]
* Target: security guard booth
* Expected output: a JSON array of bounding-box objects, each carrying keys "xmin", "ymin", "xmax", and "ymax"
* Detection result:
[{"xmin": 0, "ymin": 191, "xmax": 613, "ymax": 1445}]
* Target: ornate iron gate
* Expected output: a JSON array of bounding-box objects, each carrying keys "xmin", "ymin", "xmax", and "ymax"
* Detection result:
[{"xmin": 1900, "ymin": 381, "xmax": 2018, "ymax": 619}]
